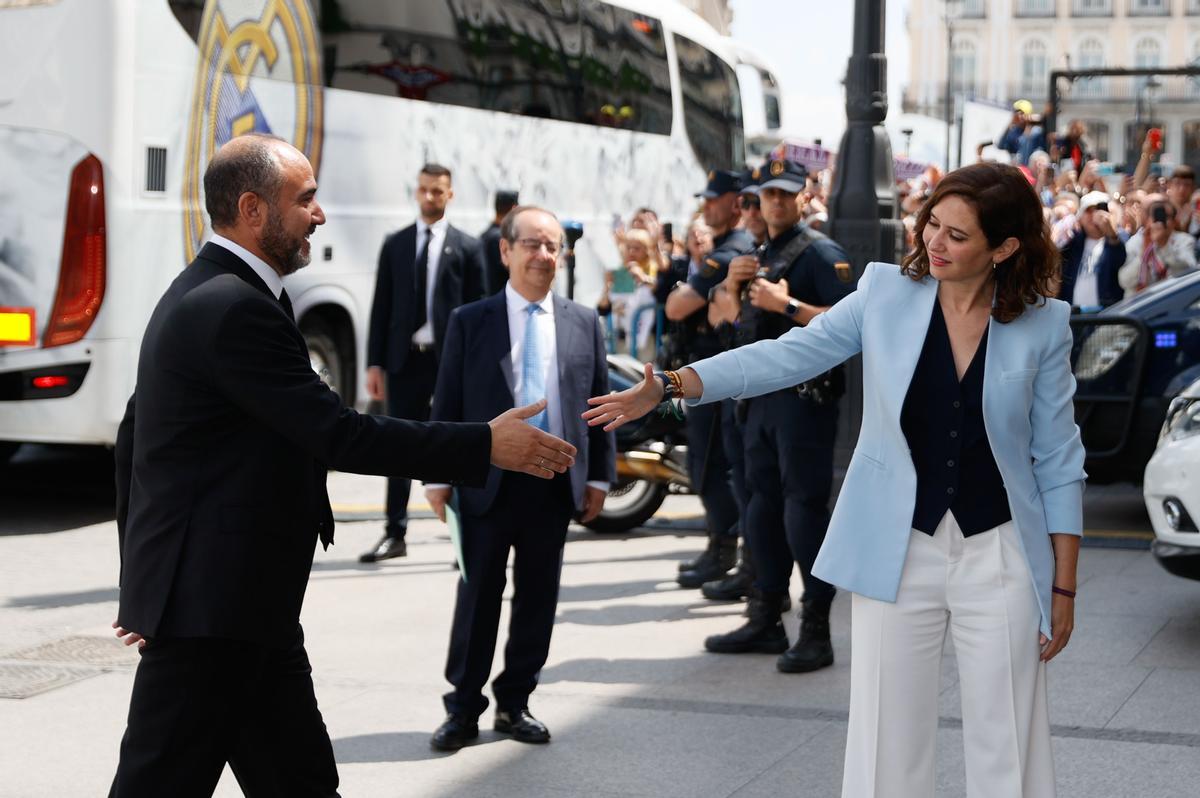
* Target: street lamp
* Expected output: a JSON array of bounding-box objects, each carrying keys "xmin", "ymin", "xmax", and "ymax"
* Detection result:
[
  {"xmin": 901, "ymin": 127, "xmax": 914, "ymax": 158},
  {"xmin": 943, "ymin": 0, "xmax": 962, "ymax": 171}
]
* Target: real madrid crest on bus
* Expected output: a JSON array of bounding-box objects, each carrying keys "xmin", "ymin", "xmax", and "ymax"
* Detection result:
[{"xmin": 182, "ymin": 0, "xmax": 324, "ymax": 263}]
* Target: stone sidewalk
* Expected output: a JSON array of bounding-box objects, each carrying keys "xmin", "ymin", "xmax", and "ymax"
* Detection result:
[{"xmin": 1, "ymin": 471, "xmax": 1199, "ymax": 796}]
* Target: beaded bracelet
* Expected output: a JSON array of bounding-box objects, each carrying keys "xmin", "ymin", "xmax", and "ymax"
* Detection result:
[{"xmin": 1051, "ymin": 586, "xmax": 1076, "ymax": 599}]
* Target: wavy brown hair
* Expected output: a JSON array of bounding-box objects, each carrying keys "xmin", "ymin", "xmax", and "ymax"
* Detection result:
[{"xmin": 901, "ymin": 162, "xmax": 1059, "ymax": 323}]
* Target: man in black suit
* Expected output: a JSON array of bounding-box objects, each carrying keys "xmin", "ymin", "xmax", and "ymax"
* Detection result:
[
  {"xmin": 361, "ymin": 164, "xmax": 487, "ymax": 563},
  {"xmin": 425, "ymin": 206, "xmax": 615, "ymax": 750},
  {"xmin": 109, "ymin": 135, "xmax": 576, "ymax": 798},
  {"xmin": 480, "ymin": 189, "xmax": 519, "ymax": 295}
]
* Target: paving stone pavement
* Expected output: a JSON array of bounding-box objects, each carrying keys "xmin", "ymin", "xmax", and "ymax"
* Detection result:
[{"xmin": 1, "ymin": 470, "xmax": 1199, "ymax": 797}]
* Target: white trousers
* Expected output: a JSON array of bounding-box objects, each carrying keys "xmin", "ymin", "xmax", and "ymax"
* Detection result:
[{"xmin": 841, "ymin": 512, "xmax": 1055, "ymax": 798}]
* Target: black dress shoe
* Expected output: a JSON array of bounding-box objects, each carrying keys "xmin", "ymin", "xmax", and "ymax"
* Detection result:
[
  {"xmin": 359, "ymin": 535, "xmax": 407, "ymax": 563},
  {"xmin": 430, "ymin": 713, "xmax": 479, "ymax": 751},
  {"xmin": 494, "ymin": 709, "xmax": 551, "ymax": 744}
]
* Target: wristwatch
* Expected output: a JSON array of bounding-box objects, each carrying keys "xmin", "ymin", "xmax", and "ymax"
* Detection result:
[
  {"xmin": 785, "ymin": 298, "xmax": 802, "ymax": 318},
  {"xmin": 653, "ymin": 370, "xmax": 683, "ymax": 399}
]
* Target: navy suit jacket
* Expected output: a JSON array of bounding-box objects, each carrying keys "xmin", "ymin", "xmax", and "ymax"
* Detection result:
[
  {"xmin": 431, "ymin": 291, "xmax": 616, "ymax": 516},
  {"xmin": 366, "ymin": 222, "xmax": 486, "ymax": 373},
  {"xmin": 1058, "ymin": 230, "xmax": 1125, "ymax": 308}
]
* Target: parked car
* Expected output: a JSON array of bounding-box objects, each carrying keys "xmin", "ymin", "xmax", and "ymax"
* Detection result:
[
  {"xmin": 1069, "ymin": 270, "xmax": 1200, "ymax": 484},
  {"xmin": 1144, "ymin": 375, "xmax": 1200, "ymax": 580}
]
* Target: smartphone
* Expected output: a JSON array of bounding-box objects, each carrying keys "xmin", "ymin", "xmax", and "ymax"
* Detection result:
[
  {"xmin": 1152, "ymin": 204, "xmax": 1168, "ymax": 224},
  {"xmin": 661, "ymin": 222, "xmax": 673, "ymax": 243},
  {"xmin": 610, "ymin": 213, "xmax": 623, "ymax": 233},
  {"xmin": 1148, "ymin": 127, "xmax": 1163, "ymax": 151}
]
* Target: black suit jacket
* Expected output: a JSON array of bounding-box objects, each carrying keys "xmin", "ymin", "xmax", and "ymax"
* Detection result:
[
  {"xmin": 432, "ymin": 291, "xmax": 615, "ymax": 517},
  {"xmin": 366, "ymin": 222, "xmax": 486, "ymax": 373},
  {"xmin": 115, "ymin": 243, "xmax": 491, "ymax": 642},
  {"xmin": 480, "ymin": 222, "xmax": 507, "ymax": 296}
]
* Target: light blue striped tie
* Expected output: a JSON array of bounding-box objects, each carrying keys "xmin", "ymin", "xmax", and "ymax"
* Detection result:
[{"xmin": 521, "ymin": 302, "xmax": 549, "ymax": 431}]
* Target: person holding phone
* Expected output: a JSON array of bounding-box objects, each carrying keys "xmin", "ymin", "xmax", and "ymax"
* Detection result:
[
  {"xmin": 1118, "ymin": 200, "xmax": 1198, "ymax": 297},
  {"xmin": 1057, "ymin": 191, "xmax": 1125, "ymax": 310}
]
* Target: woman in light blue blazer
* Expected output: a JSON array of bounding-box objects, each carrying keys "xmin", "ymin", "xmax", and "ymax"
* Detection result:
[{"xmin": 586, "ymin": 163, "xmax": 1085, "ymax": 797}]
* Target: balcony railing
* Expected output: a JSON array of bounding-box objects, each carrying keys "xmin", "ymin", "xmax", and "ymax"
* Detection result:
[
  {"xmin": 903, "ymin": 75, "xmax": 1200, "ymax": 115},
  {"xmin": 1127, "ymin": 0, "xmax": 1171, "ymax": 16},
  {"xmin": 1013, "ymin": 0, "xmax": 1057, "ymax": 17},
  {"xmin": 1072, "ymin": 0, "xmax": 1113, "ymax": 15},
  {"xmin": 1187, "ymin": 0, "xmax": 1200, "ymax": 14},
  {"xmin": 958, "ymin": 0, "xmax": 987, "ymax": 17}
]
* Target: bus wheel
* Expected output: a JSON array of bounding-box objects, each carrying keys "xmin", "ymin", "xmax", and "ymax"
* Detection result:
[{"xmin": 302, "ymin": 318, "xmax": 347, "ymax": 399}]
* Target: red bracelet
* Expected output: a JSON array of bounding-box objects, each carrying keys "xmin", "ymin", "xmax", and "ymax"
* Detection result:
[{"xmin": 1052, "ymin": 586, "xmax": 1076, "ymax": 599}]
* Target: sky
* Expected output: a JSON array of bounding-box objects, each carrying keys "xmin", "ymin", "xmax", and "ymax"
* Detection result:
[{"xmin": 730, "ymin": 0, "xmax": 911, "ymax": 150}]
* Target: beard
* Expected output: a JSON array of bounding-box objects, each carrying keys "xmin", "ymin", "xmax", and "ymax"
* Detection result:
[{"xmin": 261, "ymin": 207, "xmax": 312, "ymax": 276}]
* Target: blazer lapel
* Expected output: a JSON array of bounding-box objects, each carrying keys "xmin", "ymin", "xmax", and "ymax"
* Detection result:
[
  {"xmin": 553, "ymin": 295, "xmax": 579, "ymax": 436},
  {"xmin": 484, "ymin": 294, "xmax": 516, "ymax": 402}
]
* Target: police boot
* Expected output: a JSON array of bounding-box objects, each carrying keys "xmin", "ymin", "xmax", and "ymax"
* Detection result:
[
  {"xmin": 677, "ymin": 532, "xmax": 723, "ymax": 573},
  {"xmin": 701, "ymin": 542, "xmax": 754, "ymax": 601},
  {"xmin": 703, "ymin": 590, "xmax": 789, "ymax": 654},
  {"xmin": 677, "ymin": 534, "xmax": 737, "ymax": 588},
  {"xmin": 776, "ymin": 599, "xmax": 834, "ymax": 673}
]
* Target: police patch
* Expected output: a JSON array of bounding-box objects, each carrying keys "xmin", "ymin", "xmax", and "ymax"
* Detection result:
[
  {"xmin": 707, "ymin": 170, "xmax": 715, "ymax": 181},
  {"xmin": 770, "ymin": 160, "xmax": 785, "ymax": 177},
  {"xmin": 702, "ymin": 257, "xmax": 720, "ymax": 277},
  {"xmin": 751, "ymin": 167, "xmax": 761, "ymax": 180},
  {"xmin": 835, "ymin": 262, "xmax": 853, "ymax": 283}
]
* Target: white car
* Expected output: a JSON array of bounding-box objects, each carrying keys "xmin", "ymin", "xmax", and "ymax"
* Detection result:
[{"xmin": 1144, "ymin": 376, "xmax": 1200, "ymax": 580}]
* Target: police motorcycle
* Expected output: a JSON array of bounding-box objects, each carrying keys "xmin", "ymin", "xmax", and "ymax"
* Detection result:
[{"xmin": 582, "ymin": 353, "xmax": 691, "ymax": 533}]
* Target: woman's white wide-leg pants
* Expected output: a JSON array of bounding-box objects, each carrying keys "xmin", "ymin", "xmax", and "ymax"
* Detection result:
[{"xmin": 841, "ymin": 512, "xmax": 1055, "ymax": 798}]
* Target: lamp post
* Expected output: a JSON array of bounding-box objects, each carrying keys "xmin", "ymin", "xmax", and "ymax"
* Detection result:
[
  {"xmin": 943, "ymin": 0, "xmax": 961, "ymax": 171},
  {"xmin": 901, "ymin": 127, "xmax": 914, "ymax": 158}
]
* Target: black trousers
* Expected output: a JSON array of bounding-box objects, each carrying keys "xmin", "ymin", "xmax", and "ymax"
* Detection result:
[
  {"xmin": 721, "ymin": 399, "xmax": 749, "ymax": 518},
  {"xmin": 742, "ymin": 389, "xmax": 838, "ymax": 607},
  {"xmin": 685, "ymin": 398, "xmax": 739, "ymax": 541},
  {"xmin": 443, "ymin": 473, "xmax": 574, "ymax": 718},
  {"xmin": 384, "ymin": 349, "xmax": 439, "ymax": 538},
  {"xmin": 110, "ymin": 626, "xmax": 339, "ymax": 798}
]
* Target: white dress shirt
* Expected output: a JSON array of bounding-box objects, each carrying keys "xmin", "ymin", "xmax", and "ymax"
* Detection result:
[
  {"xmin": 426, "ymin": 283, "xmax": 607, "ymax": 494},
  {"xmin": 209, "ymin": 234, "xmax": 283, "ymax": 299},
  {"xmin": 411, "ymin": 217, "xmax": 449, "ymax": 345},
  {"xmin": 1072, "ymin": 236, "xmax": 1103, "ymax": 309}
]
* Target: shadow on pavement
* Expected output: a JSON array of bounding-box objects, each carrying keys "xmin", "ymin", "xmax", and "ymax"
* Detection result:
[
  {"xmin": 5, "ymin": 586, "xmax": 119, "ymax": 609},
  {"xmin": 0, "ymin": 444, "xmax": 116, "ymax": 535},
  {"xmin": 332, "ymin": 731, "xmax": 510, "ymax": 763}
]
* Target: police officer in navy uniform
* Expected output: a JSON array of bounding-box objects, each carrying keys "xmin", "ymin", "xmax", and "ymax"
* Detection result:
[
  {"xmin": 699, "ymin": 166, "xmax": 769, "ymax": 603},
  {"xmin": 704, "ymin": 158, "xmax": 856, "ymax": 673},
  {"xmin": 663, "ymin": 170, "xmax": 756, "ymax": 588}
]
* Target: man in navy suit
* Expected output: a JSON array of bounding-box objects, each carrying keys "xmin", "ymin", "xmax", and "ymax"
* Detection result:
[
  {"xmin": 424, "ymin": 206, "xmax": 616, "ymax": 750},
  {"xmin": 363, "ymin": 164, "xmax": 487, "ymax": 562}
]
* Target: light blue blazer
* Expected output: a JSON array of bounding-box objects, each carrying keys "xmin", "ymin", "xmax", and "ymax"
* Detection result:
[{"xmin": 689, "ymin": 262, "xmax": 1086, "ymax": 638}]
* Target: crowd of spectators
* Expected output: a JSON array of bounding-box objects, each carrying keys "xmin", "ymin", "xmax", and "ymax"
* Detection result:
[{"xmin": 899, "ymin": 113, "xmax": 1200, "ymax": 310}]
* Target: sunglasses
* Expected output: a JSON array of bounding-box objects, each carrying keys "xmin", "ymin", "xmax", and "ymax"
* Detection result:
[{"xmin": 739, "ymin": 197, "xmax": 760, "ymax": 210}]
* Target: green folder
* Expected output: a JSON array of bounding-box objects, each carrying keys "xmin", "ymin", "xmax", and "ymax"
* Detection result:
[{"xmin": 446, "ymin": 489, "xmax": 467, "ymax": 583}]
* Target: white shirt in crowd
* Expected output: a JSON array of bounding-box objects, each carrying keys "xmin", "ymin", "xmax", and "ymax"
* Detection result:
[
  {"xmin": 1072, "ymin": 236, "xmax": 1104, "ymax": 309},
  {"xmin": 411, "ymin": 217, "xmax": 449, "ymax": 345},
  {"xmin": 1118, "ymin": 229, "xmax": 1198, "ymax": 298}
]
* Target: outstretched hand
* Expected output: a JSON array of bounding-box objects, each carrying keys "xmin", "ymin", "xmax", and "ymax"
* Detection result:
[
  {"xmin": 489, "ymin": 400, "xmax": 577, "ymax": 479},
  {"xmin": 582, "ymin": 362, "xmax": 665, "ymax": 432}
]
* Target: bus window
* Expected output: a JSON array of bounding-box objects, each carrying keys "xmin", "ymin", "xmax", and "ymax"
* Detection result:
[
  {"xmin": 760, "ymin": 69, "xmax": 781, "ymax": 131},
  {"xmin": 319, "ymin": 0, "xmax": 670, "ymax": 134},
  {"xmin": 168, "ymin": 0, "xmax": 205, "ymax": 42},
  {"xmin": 674, "ymin": 34, "xmax": 743, "ymax": 170}
]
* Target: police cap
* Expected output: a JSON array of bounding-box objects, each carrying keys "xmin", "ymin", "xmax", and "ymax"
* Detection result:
[
  {"xmin": 695, "ymin": 169, "xmax": 744, "ymax": 199},
  {"xmin": 758, "ymin": 159, "xmax": 807, "ymax": 194},
  {"xmin": 739, "ymin": 166, "xmax": 762, "ymax": 196}
]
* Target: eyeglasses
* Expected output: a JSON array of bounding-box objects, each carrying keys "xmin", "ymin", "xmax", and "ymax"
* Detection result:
[
  {"xmin": 739, "ymin": 197, "xmax": 760, "ymax": 210},
  {"xmin": 514, "ymin": 237, "xmax": 561, "ymax": 256}
]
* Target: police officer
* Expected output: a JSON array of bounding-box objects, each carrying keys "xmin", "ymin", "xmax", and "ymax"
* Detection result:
[
  {"xmin": 664, "ymin": 170, "xmax": 756, "ymax": 588},
  {"xmin": 700, "ymin": 167, "xmax": 768, "ymax": 603},
  {"xmin": 704, "ymin": 158, "xmax": 855, "ymax": 673}
]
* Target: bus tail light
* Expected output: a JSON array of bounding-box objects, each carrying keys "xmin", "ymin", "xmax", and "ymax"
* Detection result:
[{"xmin": 43, "ymin": 154, "xmax": 106, "ymax": 348}]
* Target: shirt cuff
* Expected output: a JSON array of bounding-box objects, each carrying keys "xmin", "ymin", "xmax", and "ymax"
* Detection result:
[
  {"xmin": 423, "ymin": 483, "xmax": 451, "ymax": 491},
  {"xmin": 586, "ymin": 481, "xmax": 610, "ymax": 493}
]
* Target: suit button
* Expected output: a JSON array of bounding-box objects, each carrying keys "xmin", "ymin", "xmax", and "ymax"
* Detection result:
[
  {"xmin": 947, "ymin": 459, "xmax": 955, "ymax": 467},
  {"xmin": 947, "ymin": 487, "xmax": 955, "ymax": 495},
  {"xmin": 952, "ymin": 400, "xmax": 961, "ymax": 409},
  {"xmin": 949, "ymin": 430, "xmax": 958, "ymax": 438}
]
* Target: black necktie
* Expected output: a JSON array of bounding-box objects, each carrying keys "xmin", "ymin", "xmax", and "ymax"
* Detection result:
[
  {"xmin": 279, "ymin": 287, "xmax": 295, "ymax": 322},
  {"xmin": 413, "ymin": 229, "xmax": 431, "ymax": 331}
]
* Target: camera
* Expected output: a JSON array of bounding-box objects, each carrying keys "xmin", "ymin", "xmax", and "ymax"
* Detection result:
[{"xmin": 1152, "ymin": 205, "xmax": 1169, "ymax": 225}]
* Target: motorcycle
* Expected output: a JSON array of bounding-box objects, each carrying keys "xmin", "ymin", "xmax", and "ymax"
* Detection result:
[{"xmin": 582, "ymin": 354, "xmax": 692, "ymax": 533}]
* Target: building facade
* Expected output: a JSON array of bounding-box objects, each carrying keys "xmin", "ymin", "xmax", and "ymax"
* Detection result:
[
  {"xmin": 677, "ymin": 0, "xmax": 733, "ymax": 35},
  {"xmin": 905, "ymin": 0, "xmax": 1200, "ymax": 169}
]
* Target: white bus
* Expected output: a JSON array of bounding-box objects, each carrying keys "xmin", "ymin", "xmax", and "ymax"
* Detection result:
[{"xmin": 0, "ymin": 0, "xmax": 780, "ymax": 462}]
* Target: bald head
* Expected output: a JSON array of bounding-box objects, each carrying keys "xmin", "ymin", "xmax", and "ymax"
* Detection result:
[
  {"xmin": 202, "ymin": 134, "xmax": 325, "ymax": 276},
  {"xmin": 204, "ymin": 134, "xmax": 291, "ymax": 229}
]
